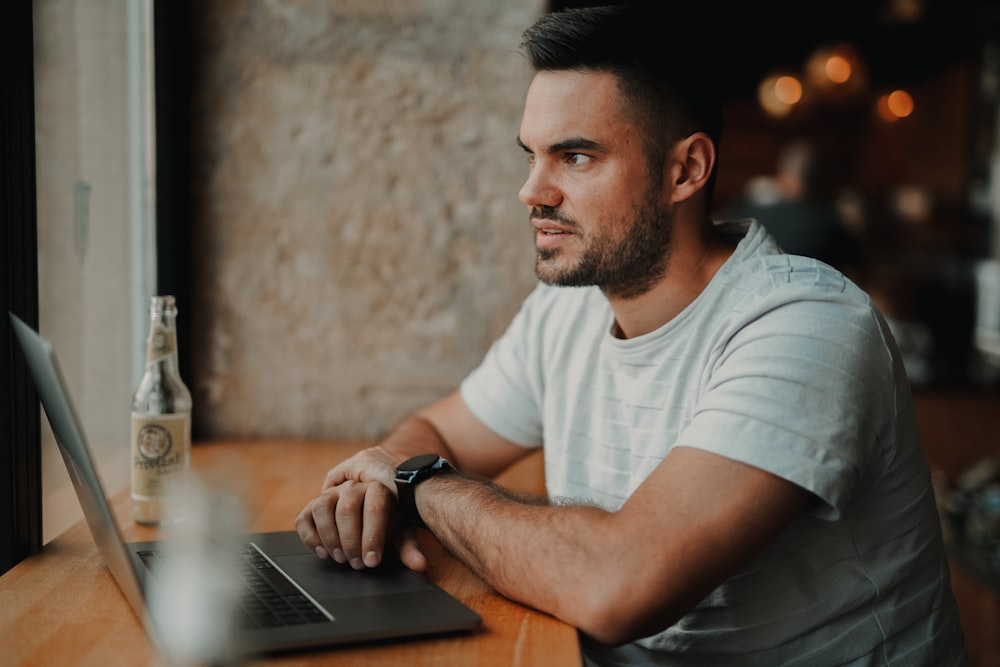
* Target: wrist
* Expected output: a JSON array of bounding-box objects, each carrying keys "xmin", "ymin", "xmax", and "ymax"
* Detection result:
[{"xmin": 394, "ymin": 454, "xmax": 455, "ymax": 529}]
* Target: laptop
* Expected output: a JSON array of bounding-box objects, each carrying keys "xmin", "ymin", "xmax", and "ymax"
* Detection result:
[{"xmin": 9, "ymin": 312, "xmax": 481, "ymax": 658}]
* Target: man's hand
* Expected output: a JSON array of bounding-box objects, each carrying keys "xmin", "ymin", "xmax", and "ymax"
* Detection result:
[
  {"xmin": 295, "ymin": 394, "xmax": 530, "ymax": 574},
  {"xmin": 319, "ymin": 445, "xmax": 400, "ymax": 491},
  {"xmin": 295, "ymin": 447, "xmax": 428, "ymax": 572}
]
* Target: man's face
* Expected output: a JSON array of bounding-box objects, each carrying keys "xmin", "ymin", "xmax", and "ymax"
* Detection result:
[{"xmin": 517, "ymin": 70, "xmax": 673, "ymax": 300}]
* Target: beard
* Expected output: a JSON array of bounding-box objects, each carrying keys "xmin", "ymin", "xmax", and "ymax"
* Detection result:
[{"xmin": 533, "ymin": 186, "xmax": 673, "ymax": 300}]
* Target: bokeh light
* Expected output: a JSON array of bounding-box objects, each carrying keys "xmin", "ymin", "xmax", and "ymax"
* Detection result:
[
  {"xmin": 774, "ymin": 76, "xmax": 803, "ymax": 104},
  {"xmin": 877, "ymin": 89, "xmax": 915, "ymax": 121},
  {"xmin": 825, "ymin": 54, "xmax": 852, "ymax": 84},
  {"xmin": 805, "ymin": 44, "xmax": 868, "ymax": 103},
  {"xmin": 758, "ymin": 73, "xmax": 803, "ymax": 117}
]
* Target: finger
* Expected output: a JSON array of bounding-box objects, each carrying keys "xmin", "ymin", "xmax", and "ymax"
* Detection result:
[
  {"xmin": 395, "ymin": 526, "xmax": 429, "ymax": 573},
  {"xmin": 322, "ymin": 450, "xmax": 372, "ymax": 490},
  {"xmin": 359, "ymin": 483, "xmax": 395, "ymax": 568},
  {"xmin": 294, "ymin": 505, "xmax": 325, "ymax": 558},
  {"xmin": 334, "ymin": 482, "xmax": 367, "ymax": 569},
  {"xmin": 295, "ymin": 498, "xmax": 333, "ymax": 559},
  {"xmin": 310, "ymin": 490, "xmax": 347, "ymax": 564},
  {"xmin": 322, "ymin": 463, "xmax": 349, "ymax": 491},
  {"xmin": 323, "ymin": 447, "xmax": 399, "ymax": 491}
]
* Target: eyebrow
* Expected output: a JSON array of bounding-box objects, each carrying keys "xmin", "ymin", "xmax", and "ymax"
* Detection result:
[{"xmin": 516, "ymin": 135, "xmax": 607, "ymax": 155}]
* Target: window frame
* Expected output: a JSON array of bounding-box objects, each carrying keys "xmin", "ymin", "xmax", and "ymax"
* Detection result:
[
  {"xmin": 1, "ymin": 0, "xmax": 42, "ymax": 577},
  {"xmin": 1, "ymin": 0, "xmax": 193, "ymax": 575}
]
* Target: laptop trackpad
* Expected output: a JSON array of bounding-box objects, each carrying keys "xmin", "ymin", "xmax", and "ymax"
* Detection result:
[{"xmin": 272, "ymin": 553, "xmax": 432, "ymax": 601}]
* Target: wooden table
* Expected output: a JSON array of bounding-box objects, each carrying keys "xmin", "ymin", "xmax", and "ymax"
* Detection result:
[{"xmin": 0, "ymin": 440, "xmax": 581, "ymax": 666}]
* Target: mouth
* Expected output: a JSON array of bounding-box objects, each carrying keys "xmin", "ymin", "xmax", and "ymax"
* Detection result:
[
  {"xmin": 531, "ymin": 217, "xmax": 573, "ymax": 234},
  {"xmin": 532, "ymin": 220, "xmax": 573, "ymax": 249}
]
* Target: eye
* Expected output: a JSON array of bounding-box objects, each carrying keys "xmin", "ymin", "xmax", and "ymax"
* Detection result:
[{"xmin": 566, "ymin": 153, "xmax": 591, "ymax": 167}]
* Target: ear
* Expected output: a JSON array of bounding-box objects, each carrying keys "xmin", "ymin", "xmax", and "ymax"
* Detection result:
[{"xmin": 667, "ymin": 132, "xmax": 715, "ymax": 204}]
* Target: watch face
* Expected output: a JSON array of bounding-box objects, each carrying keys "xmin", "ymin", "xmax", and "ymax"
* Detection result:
[{"xmin": 399, "ymin": 453, "xmax": 441, "ymax": 473}]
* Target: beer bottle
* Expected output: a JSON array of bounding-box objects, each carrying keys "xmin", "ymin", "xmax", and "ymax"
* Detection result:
[{"xmin": 131, "ymin": 295, "xmax": 192, "ymax": 525}]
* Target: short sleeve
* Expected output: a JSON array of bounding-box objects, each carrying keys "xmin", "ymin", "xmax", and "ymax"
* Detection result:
[
  {"xmin": 676, "ymin": 295, "xmax": 897, "ymax": 519},
  {"xmin": 460, "ymin": 286, "xmax": 548, "ymax": 448}
]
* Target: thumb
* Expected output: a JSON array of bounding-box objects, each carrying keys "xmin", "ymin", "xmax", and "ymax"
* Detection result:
[{"xmin": 395, "ymin": 526, "xmax": 429, "ymax": 573}]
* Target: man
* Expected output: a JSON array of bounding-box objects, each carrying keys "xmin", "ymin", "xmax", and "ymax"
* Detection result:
[{"xmin": 297, "ymin": 5, "xmax": 968, "ymax": 665}]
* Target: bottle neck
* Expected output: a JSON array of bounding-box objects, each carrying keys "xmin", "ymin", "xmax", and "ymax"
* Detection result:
[{"xmin": 145, "ymin": 317, "xmax": 181, "ymax": 372}]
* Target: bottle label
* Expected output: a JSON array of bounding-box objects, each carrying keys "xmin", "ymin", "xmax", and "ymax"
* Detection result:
[
  {"xmin": 145, "ymin": 324, "xmax": 176, "ymax": 365},
  {"xmin": 131, "ymin": 412, "xmax": 190, "ymax": 498}
]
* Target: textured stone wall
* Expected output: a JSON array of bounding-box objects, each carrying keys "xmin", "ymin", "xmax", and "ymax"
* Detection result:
[{"xmin": 189, "ymin": 1, "xmax": 544, "ymax": 439}]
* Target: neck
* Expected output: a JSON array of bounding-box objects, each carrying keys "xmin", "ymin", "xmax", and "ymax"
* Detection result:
[{"xmin": 608, "ymin": 218, "xmax": 734, "ymax": 339}]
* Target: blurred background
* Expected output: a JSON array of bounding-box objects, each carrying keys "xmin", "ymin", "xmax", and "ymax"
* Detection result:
[
  {"xmin": 5, "ymin": 0, "xmax": 1000, "ymax": 663},
  {"xmin": 27, "ymin": 0, "xmax": 1000, "ymax": 441},
  {"xmin": 176, "ymin": 0, "xmax": 1000, "ymax": 439}
]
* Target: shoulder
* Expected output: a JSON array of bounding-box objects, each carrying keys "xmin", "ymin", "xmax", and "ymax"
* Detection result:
[
  {"xmin": 705, "ymin": 223, "xmax": 895, "ymax": 370},
  {"xmin": 717, "ymin": 220, "xmax": 869, "ymax": 312},
  {"xmin": 725, "ymin": 259, "xmax": 889, "ymax": 361}
]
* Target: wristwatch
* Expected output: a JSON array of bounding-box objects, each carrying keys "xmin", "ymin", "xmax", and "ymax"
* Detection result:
[{"xmin": 394, "ymin": 454, "xmax": 455, "ymax": 529}]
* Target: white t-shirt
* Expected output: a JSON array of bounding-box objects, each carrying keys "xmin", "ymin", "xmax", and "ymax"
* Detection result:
[{"xmin": 460, "ymin": 221, "xmax": 967, "ymax": 666}]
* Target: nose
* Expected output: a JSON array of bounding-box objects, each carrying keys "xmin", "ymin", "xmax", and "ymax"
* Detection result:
[{"xmin": 518, "ymin": 164, "xmax": 562, "ymax": 209}]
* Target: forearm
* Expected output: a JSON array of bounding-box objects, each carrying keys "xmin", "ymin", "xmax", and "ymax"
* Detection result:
[
  {"xmin": 375, "ymin": 413, "xmax": 456, "ymax": 463},
  {"xmin": 414, "ymin": 448, "xmax": 812, "ymax": 645},
  {"xmin": 375, "ymin": 393, "xmax": 531, "ymax": 478},
  {"xmin": 416, "ymin": 472, "xmax": 634, "ymax": 643},
  {"xmin": 303, "ymin": 438, "xmax": 809, "ymax": 644}
]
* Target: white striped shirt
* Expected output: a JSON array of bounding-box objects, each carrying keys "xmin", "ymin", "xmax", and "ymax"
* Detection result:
[{"xmin": 460, "ymin": 220, "xmax": 967, "ymax": 666}]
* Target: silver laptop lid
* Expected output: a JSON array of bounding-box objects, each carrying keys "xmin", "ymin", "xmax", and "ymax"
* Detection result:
[{"xmin": 9, "ymin": 312, "xmax": 148, "ymax": 616}]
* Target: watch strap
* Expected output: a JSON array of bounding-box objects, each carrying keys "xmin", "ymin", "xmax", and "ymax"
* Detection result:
[{"xmin": 394, "ymin": 454, "xmax": 454, "ymax": 529}]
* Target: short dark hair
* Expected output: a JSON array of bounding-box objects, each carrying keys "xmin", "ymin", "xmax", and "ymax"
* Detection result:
[{"xmin": 520, "ymin": 4, "xmax": 723, "ymax": 198}]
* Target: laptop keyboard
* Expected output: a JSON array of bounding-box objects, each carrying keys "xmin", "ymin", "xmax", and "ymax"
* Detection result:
[
  {"xmin": 238, "ymin": 545, "xmax": 330, "ymax": 628},
  {"xmin": 138, "ymin": 545, "xmax": 331, "ymax": 628}
]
